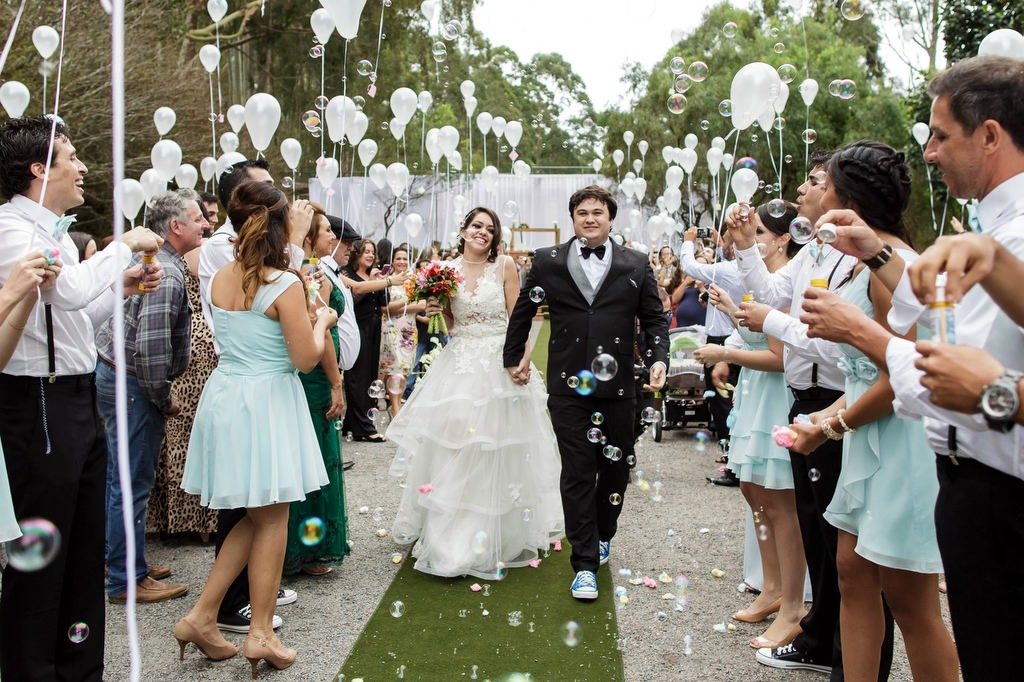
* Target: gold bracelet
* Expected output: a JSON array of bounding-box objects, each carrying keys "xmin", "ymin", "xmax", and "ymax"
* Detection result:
[
  {"xmin": 835, "ymin": 409, "xmax": 856, "ymax": 433},
  {"xmin": 820, "ymin": 418, "xmax": 844, "ymax": 441}
]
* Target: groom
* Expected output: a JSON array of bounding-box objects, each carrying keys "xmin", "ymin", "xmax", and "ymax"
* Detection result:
[{"xmin": 504, "ymin": 185, "xmax": 667, "ymax": 600}]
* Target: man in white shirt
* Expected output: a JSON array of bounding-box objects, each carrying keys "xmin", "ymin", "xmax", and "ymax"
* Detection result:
[
  {"xmin": 0, "ymin": 116, "xmax": 162, "ymax": 681},
  {"xmin": 798, "ymin": 55, "xmax": 1024, "ymax": 681},
  {"xmin": 322, "ymin": 215, "xmax": 361, "ymax": 372}
]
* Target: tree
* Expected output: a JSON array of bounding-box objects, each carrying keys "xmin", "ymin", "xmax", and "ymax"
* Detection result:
[{"xmin": 942, "ymin": 0, "xmax": 1024, "ymax": 62}]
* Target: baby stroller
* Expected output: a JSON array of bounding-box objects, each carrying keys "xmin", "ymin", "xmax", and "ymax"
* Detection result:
[{"xmin": 651, "ymin": 325, "xmax": 711, "ymax": 442}]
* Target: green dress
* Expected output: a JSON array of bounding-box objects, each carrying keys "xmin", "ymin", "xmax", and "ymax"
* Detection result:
[{"xmin": 283, "ymin": 276, "xmax": 351, "ymax": 574}]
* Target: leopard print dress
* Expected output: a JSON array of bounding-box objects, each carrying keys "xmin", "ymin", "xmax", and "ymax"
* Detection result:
[{"xmin": 147, "ymin": 268, "xmax": 218, "ymax": 535}]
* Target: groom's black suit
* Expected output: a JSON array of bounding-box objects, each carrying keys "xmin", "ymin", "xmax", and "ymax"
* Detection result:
[{"xmin": 504, "ymin": 238, "xmax": 668, "ymax": 572}]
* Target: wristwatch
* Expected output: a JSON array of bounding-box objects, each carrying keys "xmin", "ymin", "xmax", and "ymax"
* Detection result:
[
  {"xmin": 979, "ymin": 369, "xmax": 1024, "ymax": 432},
  {"xmin": 861, "ymin": 243, "xmax": 893, "ymax": 270}
]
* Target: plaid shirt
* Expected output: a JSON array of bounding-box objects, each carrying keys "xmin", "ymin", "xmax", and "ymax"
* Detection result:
[{"xmin": 95, "ymin": 242, "xmax": 191, "ymax": 410}]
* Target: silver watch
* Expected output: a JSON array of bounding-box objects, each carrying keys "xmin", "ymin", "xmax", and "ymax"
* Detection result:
[{"xmin": 979, "ymin": 369, "xmax": 1023, "ymax": 432}]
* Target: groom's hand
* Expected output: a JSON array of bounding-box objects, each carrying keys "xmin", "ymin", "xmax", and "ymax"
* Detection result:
[
  {"xmin": 506, "ymin": 358, "xmax": 531, "ymax": 385},
  {"xmin": 644, "ymin": 362, "xmax": 666, "ymax": 392}
]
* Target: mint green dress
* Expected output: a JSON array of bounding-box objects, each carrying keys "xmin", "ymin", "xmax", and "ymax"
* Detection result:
[
  {"xmin": 823, "ymin": 261, "xmax": 942, "ymax": 573},
  {"xmin": 0, "ymin": 442, "xmax": 19, "ymax": 541},
  {"xmin": 726, "ymin": 326, "xmax": 795, "ymax": 489},
  {"xmin": 182, "ymin": 271, "xmax": 329, "ymax": 508}
]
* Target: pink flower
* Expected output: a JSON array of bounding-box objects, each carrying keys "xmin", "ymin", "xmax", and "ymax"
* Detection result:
[
  {"xmin": 552, "ymin": 540, "xmax": 562, "ymax": 552},
  {"xmin": 418, "ymin": 484, "xmax": 433, "ymax": 494},
  {"xmin": 529, "ymin": 559, "xmax": 541, "ymax": 568},
  {"xmin": 643, "ymin": 577, "xmax": 658, "ymax": 589},
  {"xmin": 469, "ymin": 583, "xmax": 482, "ymax": 592},
  {"xmin": 772, "ymin": 425, "xmax": 797, "ymax": 449}
]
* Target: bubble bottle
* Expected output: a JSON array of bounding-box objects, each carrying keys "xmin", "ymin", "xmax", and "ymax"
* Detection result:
[
  {"xmin": 929, "ymin": 274, "xmax": 956, "ymax": 344},
  {"xmin": 139, "ymin": 249, "xmax": 157, "ymax": 291},
  {"xmin": 809, "ymin": 277, "xmax": 828, "ymax": 291}
]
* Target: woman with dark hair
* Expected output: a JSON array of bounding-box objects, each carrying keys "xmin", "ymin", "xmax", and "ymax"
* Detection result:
[
  {"xmin": 342, "ymin": 239, "xmax": 388, "ymax": 441},
  {"xmin": 69, "ymin": 230, "xmax": 96, "ymax": 261},
  {"xmin": 694, "ymin": 201, "xmax": 809, "ymax": 649},
  {"xmin": 176, "ymin": 182, "xmax": 335, "ymax": 675},
  {"xmin": 387, "ymin": 207, "xmax": 564, "ymax": 579},
  {"xmin": 787, "ymin": 141, "xmax": 957, "ymax": 682}
]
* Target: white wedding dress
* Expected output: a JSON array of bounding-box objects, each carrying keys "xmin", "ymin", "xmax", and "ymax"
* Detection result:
[{"xmin": 387, "ymin": 256, "xmax": 564, "ymax": 579}]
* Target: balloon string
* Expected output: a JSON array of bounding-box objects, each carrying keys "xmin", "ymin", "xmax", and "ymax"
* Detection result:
[
  {"xmin": 207, "ymin": 75, "xmax": 216, "ymax": 160},
  {"xmin": 373, "ymin": 0, "xmax": 386, "ymax": 90},
  {"xmin": 214, "ymin": 22, "xmax": 223, "ymax": 118},
  {"xmin": 715, "ymin": 131, "xmax": 742, "ymax": 235},
  {"xmin": 0, "ymin": 0, "xmax": 27, "ymax": 76},
  {"xmin": 41, "ymin": 74, "xmax": 47, "ymax": 115},
  {"xmin": 804, "ymin": 105, "xmax": 810, "ymax": 172},
  {"xmin": 777, "ymin": 126, "xmax": 784, "ymax": 197},
  {"xmin": 937, "ymin": 190, "xmax": 950, "ymax": 236},
  {"xmin": 419, "ymin": 111, "xmax": 426, "ymax": 166},
  {"xmin": 923, "ymin": 158, "xmax": 939, "ymax": 232},
  {"xmin": 467, "ymin": 114, "xmax": 473, "ymax": 175},
  {"xmin": 482, "ymin": 131, "xmax": 487, "ymax": 167},
  {"xmin": 763, "ymin": 132, "xmax": 781, "ymax": 191},
  {"xmin": 319, "ymin": 48, "xmax": 326, "ymax": 160}
]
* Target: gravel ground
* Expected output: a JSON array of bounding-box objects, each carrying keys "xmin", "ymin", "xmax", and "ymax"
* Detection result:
[{"xmin": 104, "ymin": 429, "xmax": 923, "ymax": 681}]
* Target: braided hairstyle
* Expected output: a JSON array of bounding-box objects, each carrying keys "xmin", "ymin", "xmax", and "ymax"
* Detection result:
[{"xmin": 828, "ymin": 140, "xmax": 912, "ymax": 244}]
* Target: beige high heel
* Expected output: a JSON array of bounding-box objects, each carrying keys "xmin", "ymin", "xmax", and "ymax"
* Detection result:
[
  {"xmin": 242, "ymin": 635, "xmax": 297, "ymax": 678},
  {"xmin": 172, "ymin": 618, "xmax": 238, "ymax": 661}
]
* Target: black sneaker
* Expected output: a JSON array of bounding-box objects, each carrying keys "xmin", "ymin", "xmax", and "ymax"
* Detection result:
[
  {"xmin": 755, "ymin": 643, "xmax": 832, "ymax": 673},
  {"xmin": 706, "ymin": 470, "xmax": 740, "ymax": 487},
  {"xmin": 216, "ymin": 604, "xmax": 283, "ymax": 633}
]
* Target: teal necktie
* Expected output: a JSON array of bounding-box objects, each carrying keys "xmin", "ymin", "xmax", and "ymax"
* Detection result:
[{"xmin": 53, "ymin": 214, "xmax": 77, "ymax": 240}]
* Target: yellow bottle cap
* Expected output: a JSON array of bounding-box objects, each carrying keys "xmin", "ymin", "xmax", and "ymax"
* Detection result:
[
  {"xmin": 308, "ymin": 257, "xmax": 320, "ymax": 265},
  {"xmin": 809, "ymin": 278, "xmax": 828, "ymax": 289},
  {"xmin": 741, "ymin": 293, "xmax": 754, "ymax": 302}
]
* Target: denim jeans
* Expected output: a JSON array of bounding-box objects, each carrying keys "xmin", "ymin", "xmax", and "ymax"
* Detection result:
[{"xmin": 95, "ymin": 362, "xmax": 166, "ymax": 596}]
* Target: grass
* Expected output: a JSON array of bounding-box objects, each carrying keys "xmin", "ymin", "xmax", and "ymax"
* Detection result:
[
  {"xmin": 531, "ymin": 318, "xmax": 550, "ymax": 377},
  {"xmin": 337, "ymin": 542, "xmax": 624, "ymax": 682}
]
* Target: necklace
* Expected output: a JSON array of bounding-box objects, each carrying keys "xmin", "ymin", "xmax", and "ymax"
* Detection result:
[{"xmin": 461, "ymin": 256, "xmax": 487, "ymax": 264}]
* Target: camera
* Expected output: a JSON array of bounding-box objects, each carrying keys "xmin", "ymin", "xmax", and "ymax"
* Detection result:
[
  {"xmin": 379, "ymin": 264, "xmax": 393, "ymax": 276},
  {"xmin": 696, "ymin": 227, "xmax": 710, "ymax": 239},
  {"xmin": 699, "ymin": 290, "xmax": 710, "ymax": 304}
]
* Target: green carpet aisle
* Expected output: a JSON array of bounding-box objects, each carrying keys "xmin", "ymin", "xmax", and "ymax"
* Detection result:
[{"xmin": 336, "ymin": 543, "xmax": 625, "ymax": 681}]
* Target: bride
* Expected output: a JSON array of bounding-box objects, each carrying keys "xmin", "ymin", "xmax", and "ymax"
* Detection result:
[{"xmin": 388, "ymin": 207, "xmax": 564, "ymax": 579}]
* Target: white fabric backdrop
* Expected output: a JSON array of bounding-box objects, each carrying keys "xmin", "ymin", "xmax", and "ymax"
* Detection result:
[{"xmin": 308, "ymin": 173, "xmax": 605, "ymax": 254}]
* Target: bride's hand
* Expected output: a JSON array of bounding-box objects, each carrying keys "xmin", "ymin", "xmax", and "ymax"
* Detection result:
[{"xmin": 506, "ymin": 358, "xmax": 531, "ymax": 385}]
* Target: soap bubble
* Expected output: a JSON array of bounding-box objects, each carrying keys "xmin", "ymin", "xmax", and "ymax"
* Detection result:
[
  {"xmin": 695, "ymin": 430, "xmax": 710, "ymax": 452},
  {"xmin": 302, "ymin": 110, "xmax": 321, "ymax": 130},
  {"xmin": 390, "ymin": 600, "xmax": 405, "ymax": 617},
  {"xmin": 503, "ymin": 200, "xmax": 518, "ymax": 218},
  {"xmin": 68, "ymin": 622, "xmax": 90, "ymax": 644},
  {"xmin": 356, "ymin": 59, "xmax": 373, "ymax": 76},
  {"xmin": 673, "ymin": 74, "xmax": 692, "ymax": 94},
  {"xmin": 299, "ymin": 517, "xmax": 325, "ymax": 546},
  {"xmin": 666, "ymin": 93, "xmax": 687, "ymax": 115},
  {"xmin": 386, "ymin": 374, "xmax": 407, "ymax": 395},
  {"xmin": 736, "ymin": 156, "xmax": 757, "ymax": 170},
  {"xmin": 314, "ymin": 95, "xmax": 329, "ymax": 111},
  {"xmin": 802, "ymin": 128, "xmax": 818, "ymax": 144},
  {"xmin": 367, "ymin": 407, "xmax": 379, "ymax": 421},
  {"xmin": 773, "ymin": 42, "xmax": 785, "ymax": 54},
  {"xmin": 837, "ymin": 79, "xmax": 857, "ymax": 100},
  {"xmin": 809, "ymin": 468, "xmax": 821, "ymax": 482},
  {"xmin": 562, "ymin": 620, "xmax": 581, "ymax": 647},
  {"xmin": 587, "ymin": 427, "xmax": 603, "ymax": 443},
  {"xmin": 591, "ymin": 412, "xmax": 604, "ymax": 425},
  {"xmin": 778, "ymin": 63, "xmax": 797, "ymax": 83},
  {"xmin": 718, "ymin": 99, "xmax": 732, "ymax": 117},
  {"xmin": 828, "ymin": 79, "xmax": 842, "ymax": 97},
  {"xmin": 591, "ymin": 353, "xmax": 619, "ymax": 381},
  {"xmin": 471, "ymin": 530, "xmax": 489, "ymax": 555},
  {"xmin": 784, "ymin": 154, "xmax": 793, "ymax": 164},
  {"xmin": 773, "ymin": 116, "xmax": 785, "ymax": 131},
  {"xmin": 700, "ymin": 119, "xmax": 710, "ymax": 131},
  {"xmin": 603, "ymin": 445, "xmax": 623, "ymax": 461},
  {"xmin": 529, "ymin": 286, "xmax": 545, "ymax": 303},
  {"xmin": 567, "ymin": 375, "xmax": 580, "ymax": 389},
  {"xmin": 669, "ymin": 56, "xmax": 686, "ymax": 74},
  {"xmin": 641, "ymin": 407, "xmax": 659, "ymax": 423},
  {"xmin": 840, "ymin": 0, "xmax": 864, "ymax": 21},
  {"xmin": 368, "ymin": 379, "xmax": 385, "ymax": 398},
  {"xmin": 308, "ymin": 45, "xmax": 324, "ymax": 59},
  {"xmin": 789, "ymin": 216, "xmax": 815, "ymax": 244},
  {"xmin": 751, "ymin": 133, "xmax": 759, "ymax": 143},
  {"xmin": 574, "ymin": 370, "xmax": 597, "ymax": 396},
  {"xmin": 722, "ymin": 21, "xmax": 738, "ymax": 39},
  {"xmin": 521, "ymin": 508, "xmax": 532, "ymax": 522},
  {"xmin": 609, "ymin": 493, "xmax": 622, "ymax": 505},
  {"xmin": 353, "ymin": 95, "xmax": 366, "ymax": 110},
  {"xmin": 431, "ymin": 42, "xmax": 447, "ymax": 62},
  {"xmin": 441, "ymin": 20, "xmax": 461, "ymax": 40},
  {"xmin": 766, "ymin": 198, "xmax": 788, "ymax": 218},
  {"xmin": 281, "ymin": 176, "xmax": 294, "ymax": 190},
  {"xmin": 5, "ymin": 518, "xmax": 61, "ymax": 571},
  {"xmin": 687, "ymin": 61, "xmax": 708, "ymax": 82}
]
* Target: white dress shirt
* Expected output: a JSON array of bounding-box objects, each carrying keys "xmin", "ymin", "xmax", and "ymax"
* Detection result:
[
  {"xmin": 575, "ymin": 238, "xmax": 611, "ymax": 289},
  {"xmin": 0, "ymin": 194, "xmax": 131, "ymax": 376},
  {"xmin": 884, "ymin": 172, "xmax": 1024, "ymax": 478},
  {"xmin": 320, "ymin": 254, "xmax": 360, "ymax": 370},
  {"xmin": 734, "ymin": 242, "xmax": 857, "ymax": 391},
  {"xmin": 678, "ymin": 241, "xmax": 742, "ymax": 337}
]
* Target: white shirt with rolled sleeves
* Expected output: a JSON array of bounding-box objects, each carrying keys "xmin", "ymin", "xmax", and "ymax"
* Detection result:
[
  {"xmin": 678, "ymin": 241, "xmax": 742, "ymax": 337},
  {"xmin": 884, "ymin": 172, "xmax": 1024, "ymax": 478},
  {"xmin": 734, "ymin": 241, "xmax": 857, "ymax": 391},
  {"xmin": 0, "ymin": 194, "xmax": 132, "ymax": 376},
  {"xmin": 320, "ymin": 254, "xmax": 360, "ymax": 371}
]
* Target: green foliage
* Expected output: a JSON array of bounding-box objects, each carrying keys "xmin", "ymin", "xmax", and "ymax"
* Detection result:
[{"xmin": 943, "ymin": 0, "xmax": 1024, "ymax": 62}]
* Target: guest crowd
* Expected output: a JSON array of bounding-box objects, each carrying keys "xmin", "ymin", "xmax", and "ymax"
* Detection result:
[{"xmin": 0, "ymin": 54, "xmax": 1021, "ymax": 682}]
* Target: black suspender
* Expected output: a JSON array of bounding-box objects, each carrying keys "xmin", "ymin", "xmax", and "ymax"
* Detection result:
[{"xmin": 44, "ymin": 303, "xmax": 56, "ymax": 383}]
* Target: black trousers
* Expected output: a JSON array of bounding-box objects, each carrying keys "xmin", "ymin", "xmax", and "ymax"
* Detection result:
[
  {"xmin": 788, "ymin": 395, "xmax": 893, "ymax": 681},
  {"xmin": 548, "ymin": 396, "xmax": 635, "ymax": 573},
  {"xmin": 342, "ymin": 321, "xmax": 382, "ymax": 438},
  {"xmin": 704, "ymin": 335, "xmax": 736, "ymax": 441},
  {"xmin": 215, "ymin": 508, "xmax": 250, "ymax": 619},
  {"xmin": 0, "ymin": 374, "xmax": 106, "ymax": 681},
  {"xmin": 935, "ymin": 455, "xmax": 1024, "ymax": 681}
]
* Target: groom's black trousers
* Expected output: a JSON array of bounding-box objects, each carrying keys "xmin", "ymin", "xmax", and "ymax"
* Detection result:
[{"xmin": 548, "ymin": 395, "xmax": 635, "ymax": 573}]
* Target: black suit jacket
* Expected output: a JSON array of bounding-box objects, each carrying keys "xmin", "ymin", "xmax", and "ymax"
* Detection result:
[{"xmin": 504, "ymin": 238, "xmax": 669, "ymax": 400}]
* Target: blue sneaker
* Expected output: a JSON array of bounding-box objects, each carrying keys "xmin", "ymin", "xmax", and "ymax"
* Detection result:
[
  {"xmin": 599, "ymin": 540, "xmax": 611, "ymax": 566},
  {"xmin": 570, "ymin": 570, "xmax": 598, "ymax": 600}
]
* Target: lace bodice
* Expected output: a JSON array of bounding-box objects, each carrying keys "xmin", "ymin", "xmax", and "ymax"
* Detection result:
[{"xmin": 449, "ymin": 259, "xmax": 508, "ymax": 340}]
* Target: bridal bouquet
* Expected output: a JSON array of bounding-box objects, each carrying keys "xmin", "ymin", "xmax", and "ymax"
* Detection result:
[{"xmin": 405, "ymin": 261, "xmax": 463, "ymax": 335}]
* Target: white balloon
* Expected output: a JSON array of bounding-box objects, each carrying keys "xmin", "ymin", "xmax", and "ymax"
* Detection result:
[
  {"xmin": 226, "ymin": 104, "xmax": 246, "ymax": 133},
  {"xmin": 207, "ymin": 0, "xmax": 228, "ymax": 23},
  {"xmin": 731, "ymin": 167, "xmax": 759, "ymax": 203},
  {"xmin": 634, "ymin": 177, "xmax": 647, "ymax": 201},
  {"xmin": 369, "ymin": 162, "xmax": 387, "ymax": 190},
  {"xmin": 620, "ymin": 177, "xmax": 636, "ymax": 198},
  {"xmin": 684, "ymin": 133, "xmax": 698, "ymax": 150},
  {"xmin": 389, "ymin": 87, "xmax": 418, "ymax": 125},
  {"xmin": 638, "ymin": 140, "xmax": 649, "ymax": 157},
  {"xmin": 460, "ymin": 80, "xmax": 475, "ymax": 99},
  {"xmin": 385, "ymin": 162, "xmax": 410, "ymax": 196},
  {"xmin": 405, "ymin": 213, "xmax": 424, "ymax": 238},
  {"xmin": 346, "ymin": 111, "xmax": 369, "ymax": 145},
  {"xmin": 978, "ymin": 28, "xmax": 1024, "ymax": 59},
  {"xmin": 425, "ymin": 128, "xmax": 443, "ymax": 165},
  {"xmin": 711, "ymin": 136, "xmax": 726, "ymax": 151},
  {"xmin": 491, "ymin": 116, "xmax": 507, "ymax": 138},
  {"xmin": 591, "ymin": 158, "xmax": 602, "ymax": 173},
  {"xmin": 216, "ymin": 151, "xmax": 245, "ymax": 177},
  {"xmin": 911, "ymin": 122, "xmax": 930, "ymax": 146},
  {"xmin": 280, "ymin": 138, "xmax": 302, "ymax": 171},
  {"xmin": 480, "ymin": 165, "xmax": 499, "ymax": 192},
  {"xmin": 153, "ymin": 107, "xmax": 176, "ymax": 136},
  {"xmin": 663, "ymin": 188, "xmax": 682, "ymax": 214},
  {"xmin": 628, "ymin": 208, "xmax": 642, "ymax": 230},
  {"xmin": 31, "ymin": 26, "xmax": 59, "ymax": 60},
  {"xmin": 756, "ymin": 107, "xmax": 775, "ymax": 133},
  {"xmin": 389, "ymin": 119, "xmax": 406, "ymax": 141},
  {"xmin": 139, "ymin": 168, "xmax": 167, "ymax": 204},
  {"xmin": 706, "ymin": 147, "xmax": 723, "ymax": 176},
  {"xmin": 774, "ymin": 81, "xmax": 790, "ymax": 114},
  {"xmin": 722, "ymin": 153, "xmax": 734, "ymax": 169},
  {"xmin": 357, "ymin": 138, "xmax": 378, "ymax": 167},
  {"xmin": 198, "ymin": 45, "xmax": 220, "ymax": 74},
  {"xmin": 420, "ymin": 0, "xmax": 439, "ymax": 23},
  {"xmin": 463, "ymin": 95, "xmax": 478, "ymax": 117},
  {"xmin": 632, "ymin": 159, "xmax": 643, "ymax": 174},
  {"xmin": 325, "ymin": 96, "xmax": 356, "ymax": 143},
  {"xmin": 316, "ymin": 157, "xmax": 339, "ymax": 187},
  {"xmin": 115, "ymin": 178, "xmax": 146, "ymax": 224},
  {"xmin": 321, "ymin": 0, "xmax": 368, "ymax": 40},
  {"xmin": 199, "ymin": 156, "xmax": 217, "ymax": 182},
  {"xmin": 665, "ymin": 165, "xmax": 684, "ymax": 189},
  {"xmin": 175, "ymin": 164, "xmax": 198, "ymax": 190},
  {"xmin": 679, "ymin": 148, "xmax": 697, "ymax": 174},
  {"xmin": 150, "ymin": 140, "xmax": 182, "ymax": 182},
  {"xmin": 439, "ymin": 125, "xmax": 460, "ymax": 155},
  {"xmin": 219, "ymin": 131, "xmax": 239, "ymax": 154},
  {"xmin": 661, "ymin": 146, "xmax": 674, "ymax": 164},
  {"xmin": 476, "ymin": 112, "xmax": 493, "ymax": 135},
  {"xmin": 623, "ymin": 130, "xmax": 635, "ymax": 146},
  {"xmin": 0, "ymin": 81, "xmax": 30, "ymax": 118},
  {"xmin": 798, "ymin": 78, "xmax": 819, "ymax": 108},
  {"xmin": 244, "ymin": 93, "xmax": 281, "ymax": 152},
  {"xmin": 447, "ymin": 150, "xmax": 463, "ymax": 171},
  {"xmin": 310, "ymin": 8, "xmax": 336, "ymax": 45},
  {"xmin": 417, "ymin": 90, "xmax": 433, "ymax": 113},
  {"xmin": 512, "ymin": 159, "xmax": 529, "ymax": 176},
  {"xmin": 504, "ymin": 120, "xmax": 523, "ymax": 148},
  {"xmin": 730, "ymin": 62, "xmax": 782, "ymax": 131},
  {"xmin": 612, "ymin": 149, "xmax": 624, "ymax": 167}
]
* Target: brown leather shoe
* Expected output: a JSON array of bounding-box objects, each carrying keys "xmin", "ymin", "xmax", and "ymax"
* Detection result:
[
  {"xmin": 148, "ymin": 564, "xmax": 172, "ymax": 580},
  {"xmin": 109, "ymin": 576, "xmax": 188, "ymax": 604}
]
